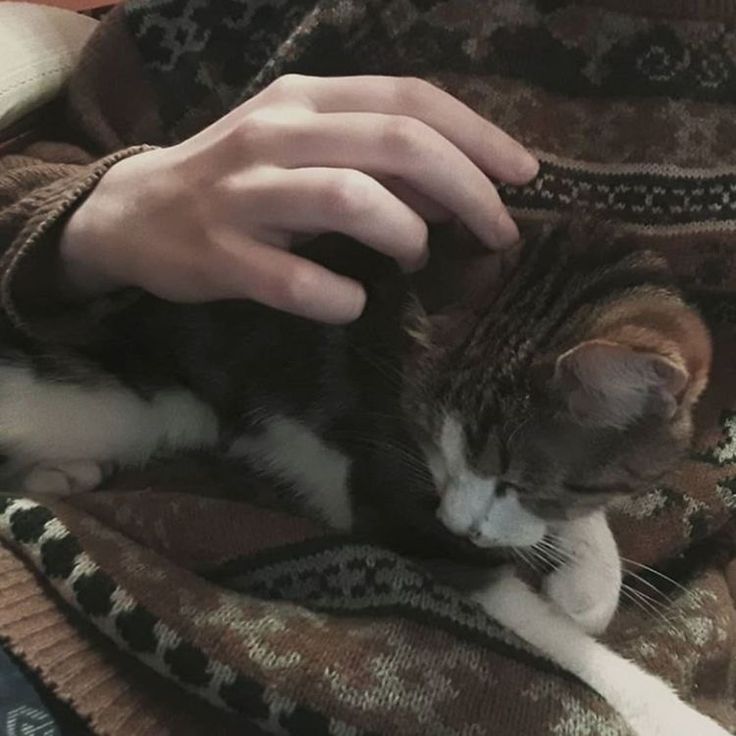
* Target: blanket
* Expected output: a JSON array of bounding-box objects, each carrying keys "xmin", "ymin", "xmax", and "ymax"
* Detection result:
[{"xmin": 1, "ymin": 1, "xmax": 736, "ymax": 734}]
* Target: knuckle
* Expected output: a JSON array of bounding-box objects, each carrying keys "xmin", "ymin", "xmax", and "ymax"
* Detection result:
[
  {"xmin": 392, "ymin": 76, "xmax": 433, "ymax": 107},
  {"xmin": 229, "ymin": 111, "xmax": 303, "ymax": 159},
  {"xmin": 268, "ymin": 73, "xmax": 307, "ymax": 98},
  {"xmin": 227, "ymin": 113, "xmax": 274, "ymax": 156},
  {"xmin": 381, "ymin": 115, "xmax": 427, "ymax": 160},
  {"xmin": 318, "ymin": 172, "xmax": 374, "ymax": 221},
  {"xmin": 231, "ymin": 106, "xmax": 316, "ymax": 158}
]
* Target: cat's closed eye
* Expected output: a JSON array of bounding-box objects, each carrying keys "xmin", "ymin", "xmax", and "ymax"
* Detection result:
[{"xmin": 473, "ymin": 435, "xmax": 508, "ymax": 476}]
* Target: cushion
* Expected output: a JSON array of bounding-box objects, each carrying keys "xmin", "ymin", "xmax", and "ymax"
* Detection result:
[{"xmin": 0, "ymin": 2, "xmax": 98, "ymax": 132}]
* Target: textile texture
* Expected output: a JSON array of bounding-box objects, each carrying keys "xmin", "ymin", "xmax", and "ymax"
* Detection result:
[{"xmin": 2, "ymin": 0, "xmax": 736, "ymax": 734}]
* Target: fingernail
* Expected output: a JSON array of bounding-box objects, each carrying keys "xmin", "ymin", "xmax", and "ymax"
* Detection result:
[
  {"xmin": 495, "ymin": 211, "xmax": 520, "ymax": 248},
  {"xmin": 334, "ymin": 283, "xmax": 367, "ymax": 324},
  {"xmin": 401, "ymin": 247, "xmax": 429, "ymax": 274},
  {"xmin": 518, "ymin": 150, "xmax": 540, "ymax": 180}
]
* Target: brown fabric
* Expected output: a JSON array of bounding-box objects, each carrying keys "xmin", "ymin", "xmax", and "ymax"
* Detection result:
[
  {"xmin": 0, "ymin": 144, "xmax": 154, "ymax": 342},
  {"xmin": 0, "ymin": 1, "xmax": 735, "ymax": 735},
  {"xmin": 0, "ymin": 9, "xmax": 162, "ymax": 341},
  {"xmin": 67, "ymin": 10, "xmax": 166, "ymax": 150},
  {"xmin": 0, "ymin": 542, "xmax": 249, "ymax": 736},
  {"xmin": 573, "ymin": 0, "xmax": 736, "ymax": 21},
  {"xmin": 455, "ymin": 74, "xmax": 736, "ymax": 168}
]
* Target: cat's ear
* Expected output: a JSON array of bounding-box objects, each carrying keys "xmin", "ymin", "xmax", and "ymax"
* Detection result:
[{"xmin": 554, "ymin": 340, "xmax": 690, "ymax": 428}]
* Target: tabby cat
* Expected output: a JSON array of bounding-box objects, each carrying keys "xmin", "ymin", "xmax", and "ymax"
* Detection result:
[{"xmin": 0, "ymin": 222, "xmax": 725, "ymax": 736}]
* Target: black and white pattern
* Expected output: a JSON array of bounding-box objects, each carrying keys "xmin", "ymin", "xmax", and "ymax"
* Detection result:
[
  {"xmin": 124, "ymin": 0, "xmax": 736, "ymax": 137},
  {"xmin": 501, "ymin": 160, "xmax": 736, "ymax": 228},
  {"xmin": 0, "ymin": 497, "xmax": 336, "ymax": 735},
  {"xmin": 124, "ymin": 0, "xmax": 317, "ymax": 138},
  {"xmin": 208, "ymin": 541, "xmax": 569, "ymax": 675}
]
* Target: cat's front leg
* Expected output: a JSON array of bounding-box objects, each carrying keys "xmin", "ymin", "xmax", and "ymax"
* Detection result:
[
  {"xmin": 0, "ymin": 363, "xmax": 219, "ymax": 496},
  {"xmin": 472, "ymin": 571, "xmax": 729, "ymax": 736},
  {"xmin": 21, "ymin": 460, "xmax": 115, "ymax": 496},
  {"xmin": 542, "ymin": 511, "xmax": 622, "ymax": 635}
]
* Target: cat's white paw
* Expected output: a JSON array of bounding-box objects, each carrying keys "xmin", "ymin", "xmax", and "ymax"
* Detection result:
[
  {"xmin": 22, "ymin": 460, "xmax": 109, "ymax": 496},
  {"xmin": 543, "ymin": 562, "xmax": 619, "ymax": 635},
  {"xmin": 544, "ymin": 512, "xmax": 622, "ymax": 635},
  {"xmin": 625, "ymin": 687, "xmax": 730, "ymax": 736}
]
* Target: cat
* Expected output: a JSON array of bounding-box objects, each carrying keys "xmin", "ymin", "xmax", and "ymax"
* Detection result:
[{"xmin": 0, "ymin": 221, "xmax": 726, "ymax": 736}]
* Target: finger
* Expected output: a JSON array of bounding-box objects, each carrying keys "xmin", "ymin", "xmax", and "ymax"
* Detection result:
[
  {"xmin": 380, "ymin": 177, "xmax": 451, "ymax": 223},
  {"xmin": 208, "ymin": 236, "xmax": 367, "ymax": 323},
  {"xmin": 268, "ymin": 74, "xmax": 539, "ymax": 184},
  {"xmin": 252, "ymin": 112, "xmax": 518, "ymax": 249},
  {"xmin": 227, "ymin": 166, "xmax": 429, "ymax": 270}
]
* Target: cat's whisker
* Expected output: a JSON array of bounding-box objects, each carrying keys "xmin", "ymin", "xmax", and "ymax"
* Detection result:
[
  {"xmin": 535, "ymin": 537, "xmax": 573, "ymax": 565},
  {"xmin": 620, "ymin": 557, "xmax": 691, "ymax": 594},
  {"xmin": 331, "ymin": 432, "xmax": 420, "ymax": 462},
  {"xmin": 543, "ymin": 534, "xmax": 692, "ymax": 605},
  {"xmin": 351, "ymin": 409, "xmax": 407, "ymax": 424},
  {"xmin": 621, "ymin": 584, "xmax": 669, "ymax": 616},
  {"xmin": 531, "ymin": 551, "xmax": 566, "ymax": 571},
  {"xmin": 529, "ymin": 544, "xmax": 563, "ymax": 569},
  {"xmin": 619, "ymin": 556, "xmax": 694, "ymax": 601},
  {"xmin": 620, "ymin": 586, "xmax": 659, "ymax": 618},
  {"xmin": 620, "ymin": 586, "xmax": 675, "ymax": 632},
  {"xmin": 535, "ymin": 536, "xmax": 684, "ymax": 636},
  {"xmin": 528, "ymin": 545, "xmax": 565, "ymax": 574},
  {"xmin": 516, "ymin": 548, "xmax": 540, "ymax": 573},
  {"xmin": 624, "ymin": 578, "xmax": 690, "ymax": 636},
  {"xmin": 622, "ymin": 569, "xmax": 677, "ymax": 608},
  {"xmin": 523, "ymin": 548, "xmax": 545, "ymax": 571},
  {"xmin": 540, "ymin": 543, "xmax": 690, "ymax": 601},
  {"xmin": 536, "ymin": 536, "xmax": 570, "ymax": 557},
  {"xmin": 620, "ymin": 584, "xmax": 682, "ymax": 636},
  {"xmin": 514, "ymin": 548, "xmax": 544, "ymax": 576},
  {"xmin": 346, "ymin": 343, "xmax": 404, "ymax": 389},
  {"xmin": 539, "ymin": 533, "xmax": 572, "ymax": 553},
  {"xmin": 330, "ymin": 432, "xmax": 430, "ymax": 480},
  {"xmin": 505, "ymin": 417, "xmax": 532, "ymax": 452}
]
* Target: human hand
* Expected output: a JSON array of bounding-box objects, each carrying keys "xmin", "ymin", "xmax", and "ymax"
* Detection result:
[{"xmin": 60, "ymin": 75, "xmax": 538, "ymax": 323}]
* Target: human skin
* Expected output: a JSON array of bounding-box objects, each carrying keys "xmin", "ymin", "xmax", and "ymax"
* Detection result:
[{"xmin": 60, "ymin": 74, "xmax": 539, "ymax": 323}]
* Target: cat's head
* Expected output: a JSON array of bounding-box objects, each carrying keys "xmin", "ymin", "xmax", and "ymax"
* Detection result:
[{"xmin": 401, "ymin": 223, "xmax": 712, "ymax": 549}]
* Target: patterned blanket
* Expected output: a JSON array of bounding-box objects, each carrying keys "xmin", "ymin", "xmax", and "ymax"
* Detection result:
[{"xmin": 2, "ymin": 1, "xmax": 736, "ymax": 734}]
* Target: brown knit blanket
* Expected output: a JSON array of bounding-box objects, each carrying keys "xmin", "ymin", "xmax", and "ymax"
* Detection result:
[{"xmin": 2, "ymin": 1, "xmax": 736, "ymax": 734}]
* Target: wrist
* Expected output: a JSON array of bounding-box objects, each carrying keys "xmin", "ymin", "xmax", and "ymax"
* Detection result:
[
  {"xmin": 58, "ymin": 149, "xmax": 161, "ymax": 300},
  {"xmin": 59, "ymin": 197, "xmax": 122, "ymax": 300}
]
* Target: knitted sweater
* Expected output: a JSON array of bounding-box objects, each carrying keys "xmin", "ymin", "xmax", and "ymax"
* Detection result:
[{"xmin": 1, "ymin": 2, "xmax": 735, "ymax": 735}]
